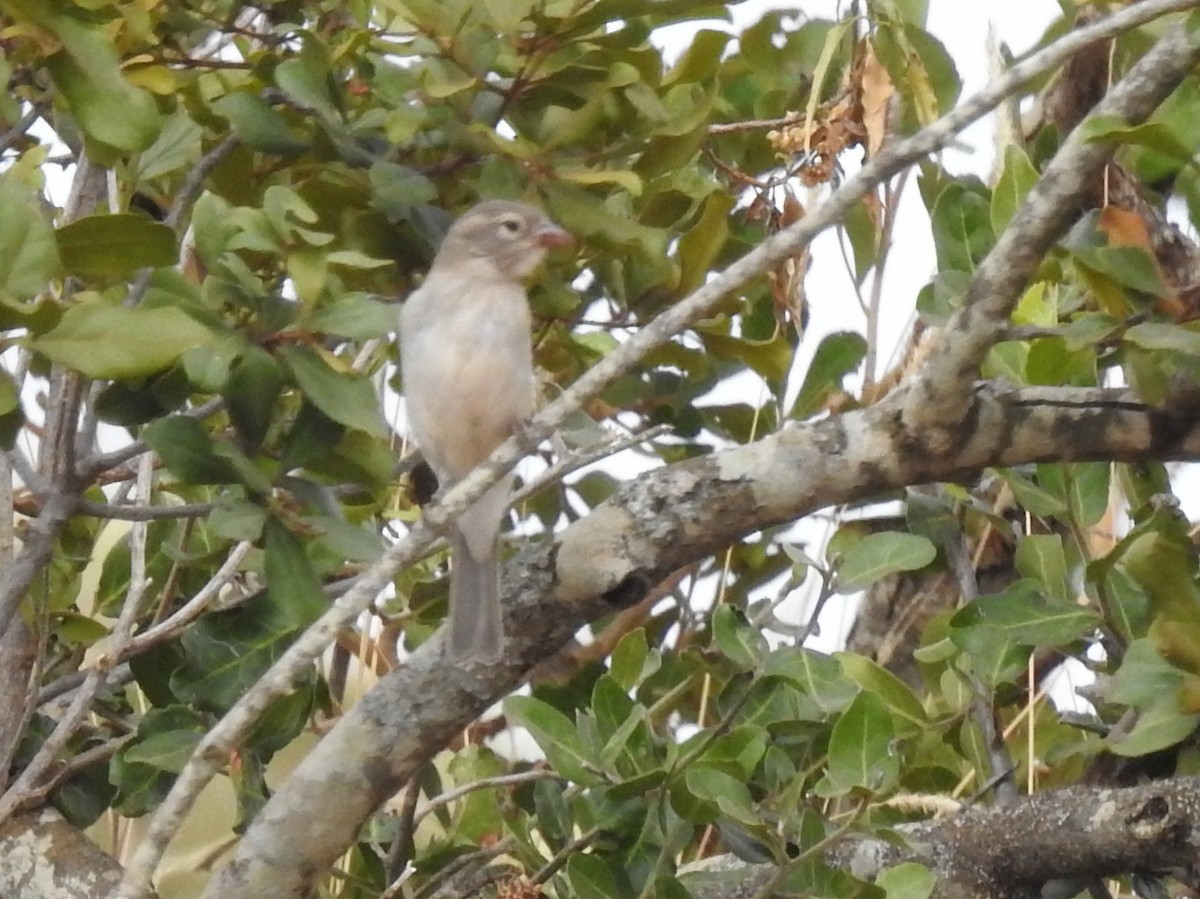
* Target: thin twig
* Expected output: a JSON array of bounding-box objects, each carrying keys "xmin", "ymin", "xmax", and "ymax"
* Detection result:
[
  {"xmin": 76, "ymin": 499, "xmax": 218, "ymax": 521},
  {"xmin": 413, "ymin": 769, "xmax": 563, "ymax": 828},
  {"xmin": 0, "ymin": 103, "xmax": 44, "ymax": 154},
  {"xmin": 384, "ymin": 776, "xmax": 421, "ymax": 885},
  {"xmin": 117, "ymin": 541, "xmax": 254, "ymax": 663},
  {"xmin": 529, "ymin": 826, "xmax": 601, "ymax": 886},
  {"xmin": 78, "ymin": 397, "xmax": 224, "ymax": 481},
  {"xmin": 510, "ymin": 424, "xmax": 669, "ymax": 506},
  {"xmin": 708, "ymin": 112, "xmax": 808, "ymax": 135}
]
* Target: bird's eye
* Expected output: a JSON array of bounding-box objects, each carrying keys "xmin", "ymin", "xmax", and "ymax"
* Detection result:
[{"xmin": 498, "ymin": 216, "xmax": 523, "ymax": 235}]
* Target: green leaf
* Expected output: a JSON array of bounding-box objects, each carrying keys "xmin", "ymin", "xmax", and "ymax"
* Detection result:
[
  {"xmin": 503, "ymin": 695, "xmax": 602, "ymax": 785},
  {"xmin": 834, "ymin": 532, "xmax": 936, "ymax": 593},
  {"xmin": 143, "ymin": 416, "xmax": 240, "ymax": 485},
  {"xmin": 951, "ymin": 582, "xmax": 1100, "ymax": 648},
  {"xmin": 1110, "ymin": 639, "xmax": 1188, "ymax": 708},
  {"xmin": 0, "ymin": 172, "xmax": 61, "ymax": 303},
  {"xmin": 369, "ymin": 161, "xmax": 437, "ymax": 216},
  {"xmin": 224, "ymin": 346, "xmax": 286, "ymax": 453},
  {"xmin": 684, "ymin": 766, "xmax": 759, "ymax": 825},
  {"xmin": 877, "ymin": 863, "xmax": 937, "ymax": 899},
  {"xmin": 609, "ymin": 628, "xmax": 651, "ymax": 691},
  {"xmin": 33, "ymin": 304, "xmax": 214, "ymax": 379},
  {"xmin": 712, "ymin": 604, "xmax": 767, "ymax": 670},
  {"xmin": 44, "ymin": 13, "xmax": 161, "ymax": 154},
  {"xmin": 263, "ymin": 517, "xmax": 328, "ymax": 630},
  {"xmin": 280, "ymin": 345, "xmax": 385, "ymax": 437},
  {"xmin": 172, "ymin": 599, "xmax": 310, "ymax": 713},
  {"xmin": 56, "ymin": 214, "xmax": 177, "ymax": 279},
  {"xmin": 765, "ymin": 648, "xmax": 858, "ymax": 716},
  {"xmin": 676, "ymin": 192, "xmax": 734, "ymax": 296},
  {"xmin": 1014, "ymin": 534, "xmax": 1070, "ymax": 602},
  {"xmin": 1109, "ymin": 699, "xmax": 1200, "ymax": 757},
  {"xmin": 135, "ymin": 110, "xmax": 203, "ymax": 182},
  {"xmin": 823, "ymin": 690, "xmax": 898, "ymax": 794},
  {"xmin": 213, "ymin": 93, "xmax": 309, "ymax": 155},
  {"xmin": 0, "ymin": 368, "xmax": 19, "ymax": 449},
  {"xmin": 124, "ymin": 724, "xmax": 203, "ymax": 774},
  {"xmin": 837, "ymin": 653, "xmax": 927, "ymax": 735},
  {"xmin": 1124, "ymin": 321, "xmax": 1200, "ymax": 355},
  {"xmin": 929, "ymin": 179, "xmax": 993, "ymax": 273},
  {"xmin": 304, "ymin": 293, "xmax": 397, "ymax": 339},
  {"xmin": 274, "ymin": 34, "xmax": 341, "ymax": 120},
  {"xmin": 566, "ymin": 854, "xmax": 628, "ymax": 899},
  {"xmin": 990, "ymin": 145, "xmax": 1038, "ymax": 235},
  {"xmin": 1079, "ymin": 115, "xmax": 1194, "ymax": 162},
  {"xmin": 997, "ymin": 468, "xmax": 1068, "ymax": 516},
  {"xmin": 1067, "ymin": 462, "xmax": 1111, "ymax": 529},
  {"xmin": 789, "ymin": 331, "xmax": 867, "ymax": 420}
]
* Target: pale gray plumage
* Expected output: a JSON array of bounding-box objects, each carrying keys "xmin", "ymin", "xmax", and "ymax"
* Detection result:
[{"xmin": 399, "ymin": 200, "xmax": 571, "ymax": 662}]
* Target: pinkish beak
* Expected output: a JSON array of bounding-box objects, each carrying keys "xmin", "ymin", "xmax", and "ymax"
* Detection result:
[{"xmin": 535, "ymin": 223, "xmax": 574, "ymax": 251}]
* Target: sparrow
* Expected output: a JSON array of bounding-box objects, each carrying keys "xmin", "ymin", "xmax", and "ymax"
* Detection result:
[{"xmin": 399, "ymin": 200, "xmax": 572, "ymax": 662}]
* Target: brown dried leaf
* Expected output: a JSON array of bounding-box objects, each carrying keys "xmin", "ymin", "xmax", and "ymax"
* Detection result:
[{"xmin": 861, "ymin": 45, "xmax": 894, "ymax": 158}]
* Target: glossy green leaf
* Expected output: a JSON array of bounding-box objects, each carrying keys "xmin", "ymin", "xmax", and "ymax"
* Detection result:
[
  {"xmin": 263, "ymin": 517, "xmax": 328, "ymax": 630},
  {"xmin": 877, "ymin": 863, "xmax": 937, "ymax": 899},
  {"xmin": 823, "ymin": 690, "xmax": 898, "ymax": 794},
  {"xmin": 280, "ymin": 345, "xmax": 385, "ymax": 437},
  {"xmin": 834, "ymin": 532, "xmax": 936, "ymax": 593},
  {"xmin": 1014, "ymin": 534, "xmax": 1070, "ymax": 603},
  {"xmin": 0, "ymin": 173, "xmax": 61, "ymax": 303},
  {"xmin": 44, "ymin": 14, "xmax": 161, "ymax": 153},
  {"xmin": 837, "ymin": 653, "xmax": 927, "ymax": 734},
  {"xmin": 990, "ymin": 145, "xmax": 1038, "ymax": 235},
  {"xmin": 33, "ymin": 304, "xmax": 214, "ymax": 379},
  {"xmin": 504, "ymin": 696, "xmax": 602, "ymax": 785},
  {"xmin": 566, "ymin": 854, "xmax": 629, "ymax": 899},
  {"xmin": 225, "ymin": 346, "xmax": 286, "ymax": 453},
  {"xmin": 790, "ymin": 331, "xmax": 867, "ymax": 420},
  {"xmin": 143, "ymin": 416, "xmax": 240, "ymax": 485},
  {"xmin": 56, "ymin": 214, "xmax": 177, "ymax": 279},
  {"xmin": 712, "ymin": 604, "xmax": 767, "ymax": 670}
]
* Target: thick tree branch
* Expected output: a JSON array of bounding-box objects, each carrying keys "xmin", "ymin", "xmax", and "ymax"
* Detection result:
[
  {"xmin": 198, "ymin": 383, "xmax": 1200, "ymax": 898},
  {"xmin": 834, "ymin": 776, "xmax": 1200, "ymax": 898},
  {"xmin": 681, "ymin": 778, "xmax": 1200, "ymax": 899},
  {"xmin": 0, "ymin": 808, "xmax": 161, "ymax": 899}
]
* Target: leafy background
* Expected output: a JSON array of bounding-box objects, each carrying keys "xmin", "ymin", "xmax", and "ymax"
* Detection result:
[{"xmin": 3, "ymin": 1, "xmax": 1200, "ymax": 897}]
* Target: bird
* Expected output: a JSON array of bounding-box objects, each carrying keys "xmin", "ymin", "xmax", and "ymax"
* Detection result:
[{"xmin": 399, "ymin": 200, "xmax": 572, "ymax": 662}]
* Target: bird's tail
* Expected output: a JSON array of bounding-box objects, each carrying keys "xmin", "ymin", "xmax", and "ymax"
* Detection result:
[{"xmin": 448, "ymin": 530, "xmax": 504, "ymax": 663}]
